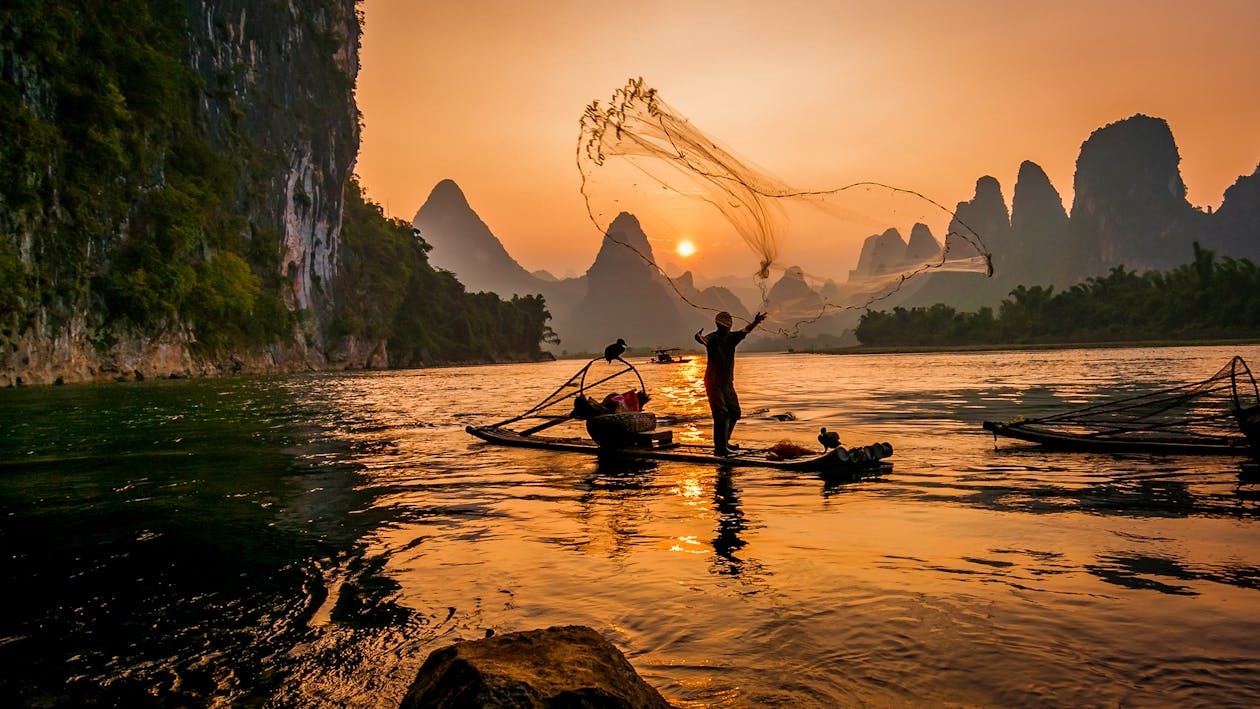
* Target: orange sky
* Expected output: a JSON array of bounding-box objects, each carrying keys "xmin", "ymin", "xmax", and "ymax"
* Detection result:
[{"xmin": 354, "ymin": 0, "xmax": 1260, "ymax": 281}]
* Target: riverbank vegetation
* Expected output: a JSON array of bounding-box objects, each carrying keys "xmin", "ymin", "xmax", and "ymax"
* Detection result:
[
  {"xmin": 334, "ymin": 178, "xmax": 558, "ymax": 364},
  {"xmin": 0, "ymin": 0, "xmax": 274, "ymax": 352},
  {"xmin": 855, "ymin": 245, "xmax": 1260, "ymax": 347},
  {"xmin": 1, "ymin": 1, "xmax": 557, "ymax": 372}
]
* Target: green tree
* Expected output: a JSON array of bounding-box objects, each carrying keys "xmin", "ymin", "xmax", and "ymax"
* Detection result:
[{"xmin": 855, "ymin": 244, "xmax": 1260, "ymax": 347}]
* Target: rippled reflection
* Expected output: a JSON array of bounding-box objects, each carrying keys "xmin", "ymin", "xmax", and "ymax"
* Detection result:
[
  {"xmin": 711, "ymin": 467, "xmax": 753, "ymax": 577},
  {"xmin": 653, "ymin": 358, "xmax": 709, "ymax": 444},
  {"xmin": 2, "ymin": 345, "xmax": 1259, "ymax": 707}
]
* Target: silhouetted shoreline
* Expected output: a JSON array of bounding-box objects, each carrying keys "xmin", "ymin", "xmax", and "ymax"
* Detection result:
[{"xmin": 811, "ymin": 337, "xmax": 1260, "ymax": 356}]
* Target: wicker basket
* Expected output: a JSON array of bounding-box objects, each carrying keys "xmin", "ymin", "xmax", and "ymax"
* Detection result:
[{"xmin": 586, "ymin": 412, "xmax": 657, "ymax": 448}]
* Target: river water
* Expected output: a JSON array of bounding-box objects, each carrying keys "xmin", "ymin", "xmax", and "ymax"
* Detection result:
[{"xmin": 2, "ymin": 345, "xmax": 1259, "ymax": 707}]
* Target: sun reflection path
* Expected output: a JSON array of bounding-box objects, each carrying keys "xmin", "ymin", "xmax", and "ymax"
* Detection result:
[
  {"xmin": 650, "ymin": 358, "xmax": 710, "ymax": 445},
  {"xmin": 667, "ymin": 471, "xmax": 707, "ymax": 510},
  {"xmin": 670, "ymin": 535, "xmax": 707, "ymax": 555}
]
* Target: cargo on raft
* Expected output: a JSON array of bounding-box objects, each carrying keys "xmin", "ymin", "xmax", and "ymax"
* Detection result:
[{"xmin": 465, "ymin": 357, "xmax": 892, "ymax": 476}]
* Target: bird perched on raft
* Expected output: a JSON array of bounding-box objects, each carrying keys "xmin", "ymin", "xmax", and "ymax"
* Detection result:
[
  {"xmin": 818, "ymin": 427, "xmax": 841, "ymax": 451},
  {"xmin": 603, "ymin": 338, "xmax": 627, "ymax": 362}
]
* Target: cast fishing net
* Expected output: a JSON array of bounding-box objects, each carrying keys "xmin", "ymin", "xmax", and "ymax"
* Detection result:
[{"xmin": 577, "ymin": 77, "xmax": 994, "ymax": 337}]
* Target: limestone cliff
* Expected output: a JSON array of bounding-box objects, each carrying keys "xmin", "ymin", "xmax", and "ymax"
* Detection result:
[
  {"xmin": 902, "ymin": 176, "xmax": 1011, "ymax": 310},
  {"xmin": 565, "ymin": 212, "xmax": 690, "ymax": 352},
  {"xmin": 1069, "ymin": 114, "xmax": 1207, "ymax": 274},
  {"xmin": 187, "ymin": 0, "xmax": 360, "ymax": 314},
  {"xmin": 0, "ymin": 1, "xmax": 361, "ymax": 386},
  {"xmin": 1211, "ymin": 163, "xmax": 1260, "ymax": 261},
  {"xmin": 1009, "ymin": 160, "xmax": 1070, "ymax": 287}
]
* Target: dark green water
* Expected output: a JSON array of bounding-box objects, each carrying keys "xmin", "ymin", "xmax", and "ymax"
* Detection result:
[{"xmin": 0, "ymin": 376, "xmax": 385, "ymax": 707}]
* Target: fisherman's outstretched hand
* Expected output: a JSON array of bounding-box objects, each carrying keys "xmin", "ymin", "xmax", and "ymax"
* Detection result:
[
  {"xmin": 694, "ymin": 329, "xmax": 707, "ymax": 345},
  {"xmin": 742, "ymin": 312, "xmax": 767, "ymax": 334}
]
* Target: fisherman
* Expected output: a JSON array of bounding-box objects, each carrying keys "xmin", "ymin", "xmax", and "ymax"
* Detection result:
[{"xmin": 695, "ymin": 310, "xmax": 767, "ymax": 456}]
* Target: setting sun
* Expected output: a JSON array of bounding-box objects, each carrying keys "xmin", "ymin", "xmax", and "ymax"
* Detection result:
[{"xmin": 676, "ymin": 240, "xmax": 696, "ymax": 257}]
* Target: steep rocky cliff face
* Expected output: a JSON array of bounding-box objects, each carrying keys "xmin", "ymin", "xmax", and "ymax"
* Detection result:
[
  {"xmin": 0, "ymin": 0, "xmax": 361, "ymax": 386},
  {"xmin": 1069, "ymin": 114, "xmax": 1207, "ymax": 274},
  {"xmin": 186, "ymin": 0, "xmax": 360, "ymax": 314},
  {"xmin": 1211, "ymin": 163, "xmax": 1260, "ymax": 261},
  {"xmin": 1009, "ymin": 160, "xmax": 1070, "ymax": 287},
  {"xmin": 902, "ymin": 176, "xmax": 1011, "ymax": 310}
]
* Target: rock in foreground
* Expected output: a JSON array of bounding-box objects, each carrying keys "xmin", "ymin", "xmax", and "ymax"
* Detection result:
[{"xmin": 400, "ymin": 625, "xmax": 671, "ymax": 708}]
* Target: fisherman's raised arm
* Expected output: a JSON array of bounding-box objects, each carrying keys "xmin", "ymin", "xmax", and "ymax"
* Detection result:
[{"xmin": 742, "ymin": 312, "xmax": 767, "ymax": 334}]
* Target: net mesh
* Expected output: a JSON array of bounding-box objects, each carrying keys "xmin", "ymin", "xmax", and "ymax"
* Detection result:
[
  {"xmin": 1002, "ymin": 356, "xmax": 1258, "ymax": 445},
  {"xmin": 577, "ymin": 77, "xmax": 994, "ymax": 337}
]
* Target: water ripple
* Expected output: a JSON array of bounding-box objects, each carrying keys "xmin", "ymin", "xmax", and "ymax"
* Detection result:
[{"xmin": 3, "ymin": 346, "xmax": 1260, "ymax": 706}]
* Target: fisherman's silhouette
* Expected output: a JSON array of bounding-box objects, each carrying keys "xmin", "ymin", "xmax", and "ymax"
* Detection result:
[
  {"xmin": 818, "ymin": 427, "xmax": 841, "ymax": 451},
  {"xmin": 695, "ymin": 310, "xmax": 766, "ymax": 456},
  {"xmin": 603, "ymin": 338, "xmax": 627, "ymax": 362},
  {"xmin": 711, "ymin": 467, "xmax": 746, "ymax": 574}
]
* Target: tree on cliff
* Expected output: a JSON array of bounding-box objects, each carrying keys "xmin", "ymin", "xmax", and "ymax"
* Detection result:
[
  {"xmin": 0, "ymin": 0, "xmax": 342, "ymax": 362},
  {"xmin": 855, "ymin": 244, "xmax": 1260, "ymax": 346},
  {"xmin": 1, "ymin": 1, "xmax": 555, "ymax": 382}
]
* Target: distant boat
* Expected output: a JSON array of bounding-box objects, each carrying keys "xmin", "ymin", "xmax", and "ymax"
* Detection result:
[{"xmin": 648, "ymin": 347, "xmax": 691, "ymax": 364}]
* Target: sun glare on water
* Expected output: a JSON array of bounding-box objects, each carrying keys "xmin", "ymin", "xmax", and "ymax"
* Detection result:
[{"xmin": 676, "ymin": 240, "xmax": 696, "ymax": 257}]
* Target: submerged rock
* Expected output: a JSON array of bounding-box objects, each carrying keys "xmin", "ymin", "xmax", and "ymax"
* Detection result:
[{"xmin": 400, "ymin": 625, "xmax": 672, "ymax": 708}]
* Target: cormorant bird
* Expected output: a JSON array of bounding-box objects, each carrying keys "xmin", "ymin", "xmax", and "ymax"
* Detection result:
[
  {"xmin": 818, "ymin": 427, "xmax": 841, "ymax": 451},
  {"xmin": 603, "ymin": 338, "xmax": 627, "ymax": 362}
]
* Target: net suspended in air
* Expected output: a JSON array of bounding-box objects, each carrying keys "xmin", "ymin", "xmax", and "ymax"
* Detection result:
[{"xmin": 577, "ymin": 77, "xmax": 994, "ymax": 336}]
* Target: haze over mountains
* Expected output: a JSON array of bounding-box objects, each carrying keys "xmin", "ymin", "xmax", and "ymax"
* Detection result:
[
  {"xmin": 414, "ymin": 185, "xmax": 745, "ymax": 352},
  {"xmin": 898, "ymin": 115, "xmax": 1259, "ymax": 309},
  {"xmin": 414, "ymin": 114, "xmax": 1260, "ymax": 351}
]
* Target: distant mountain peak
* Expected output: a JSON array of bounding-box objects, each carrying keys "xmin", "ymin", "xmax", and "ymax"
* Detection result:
[
  {"xmin": 1011, "ymin": 161, "xmax": 1066, "ymax": 231},
  {"xmin": 1070, "ymin": 113, "xmax": 1198, "ymax": 272},
  {"xmin": 428, "ymin": 178, "xmax": 472, "ymax": 210},
  {"xmin": 906, "ymin": 223, "xmax": 940, "ymax": 261},
  {"xmin": 571, "ymin": 211, "xmax": 689, "ymax": 350},
  {"xmin": 1074, "ymin": 114, "xmax": 1186, "ymax": 202},
  {"xmin": 588, "ymin": 212, "xmax": 656, "ymax": 278},
  {"xmin": 412, "ymin": 179, "xmax": 540, "ymax": 296},
  {"xmin": 605, "ymin": 212, "xmax": 652, "ymax": 251}
]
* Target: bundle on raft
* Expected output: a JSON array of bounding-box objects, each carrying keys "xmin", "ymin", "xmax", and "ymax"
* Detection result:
[
  {"xmin": 983, "ymin": 355, "xmax": 1260, "ymax": 456},
  {"xmin": 465, "ymin": 356, "xmax": 893, "ymax": 474}
]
